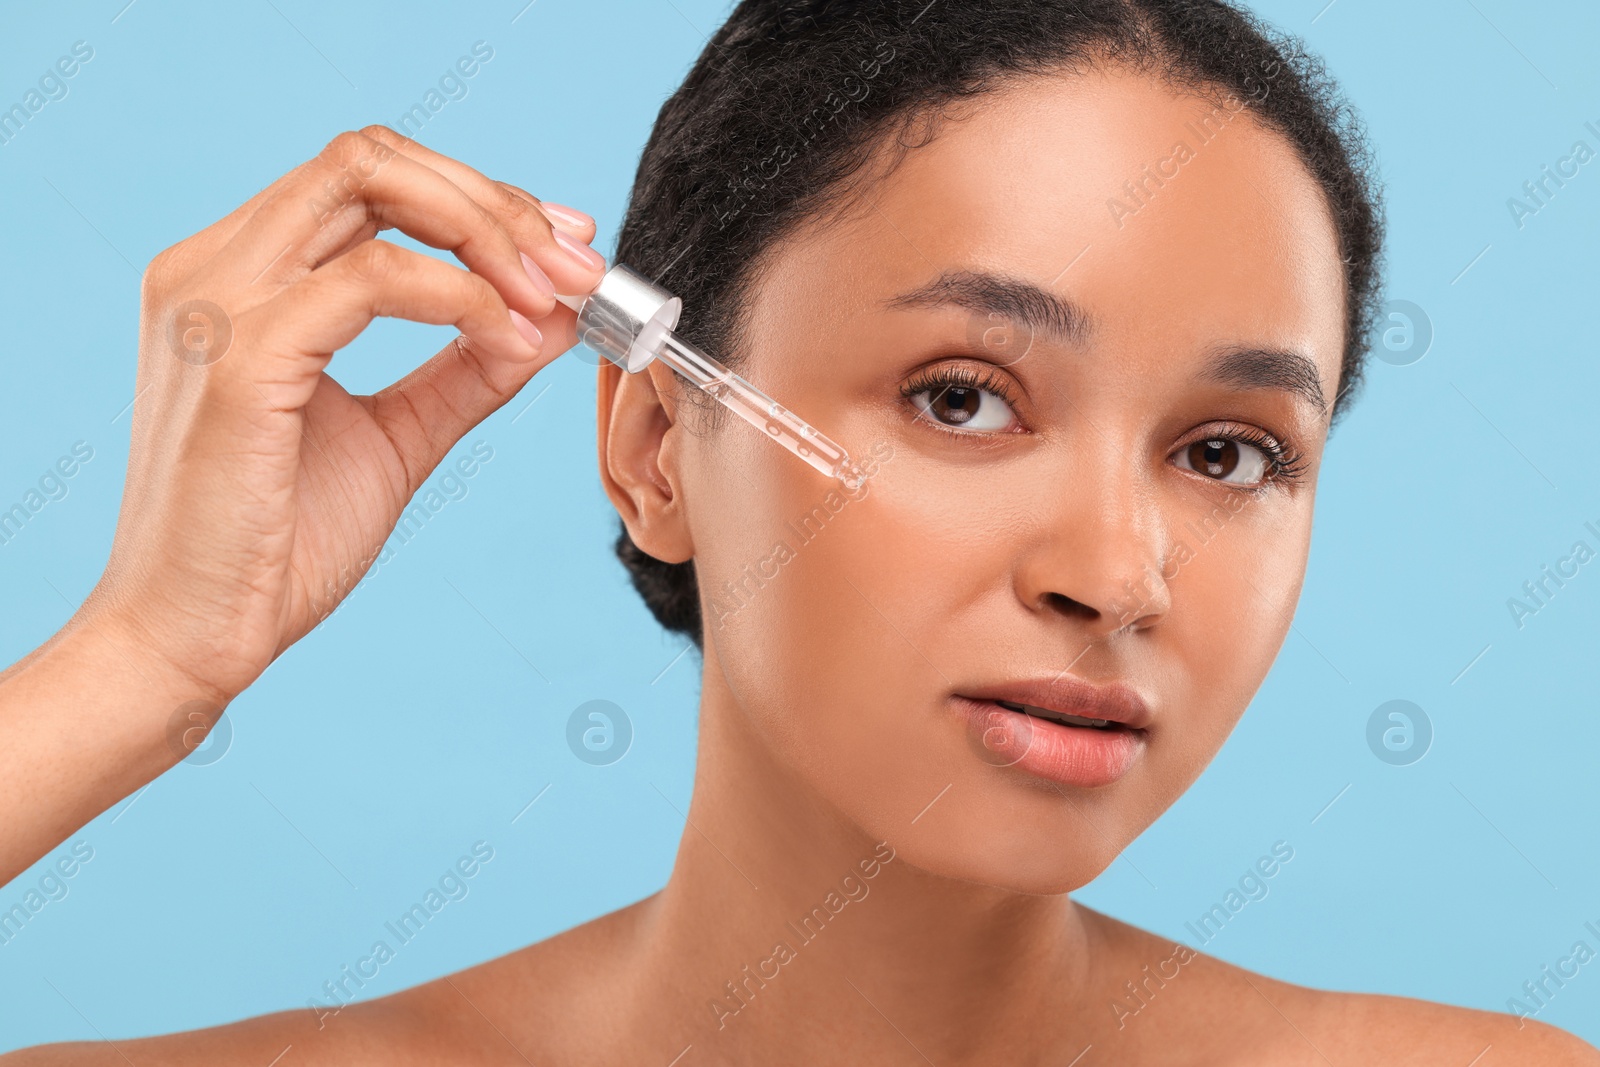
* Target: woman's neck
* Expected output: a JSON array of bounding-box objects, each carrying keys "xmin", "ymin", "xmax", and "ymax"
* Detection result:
[{"xmin": 617, "ymin": 670, "xmax": 1113, "ymax": 1066}]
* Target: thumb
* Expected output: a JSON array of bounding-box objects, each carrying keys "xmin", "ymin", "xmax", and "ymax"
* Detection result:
[{"xmin": 366, "ymin": 306, "xmax": 581, "ymax": 498}]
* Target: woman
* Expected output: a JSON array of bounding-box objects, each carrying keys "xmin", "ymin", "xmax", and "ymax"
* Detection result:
[{"xmin": 2, "ymin": 0, "xmax": 1594, "ymax": 1062}]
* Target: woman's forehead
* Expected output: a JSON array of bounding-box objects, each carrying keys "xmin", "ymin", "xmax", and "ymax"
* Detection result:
[{"xmin": 742, "ymin": 67, "xmax": 1346, "ymax": 395}]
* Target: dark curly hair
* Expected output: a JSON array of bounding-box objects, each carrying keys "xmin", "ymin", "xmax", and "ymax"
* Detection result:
[{"xmin": 611, "ymin": 0, "xmax": 1386, "ymax": 650}]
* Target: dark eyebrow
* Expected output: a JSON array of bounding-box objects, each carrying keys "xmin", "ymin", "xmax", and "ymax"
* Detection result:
[
  {"xmin": 885, "ymin": 272, "xmax": 1326, "ymax": 412},
  {"xmin": 882, "ymin": 269, "xmax": 1091, "ymax": 346},
  {"xmin": 1202, "ymin": 345, "xmax": 1327, "ymax": 414}
]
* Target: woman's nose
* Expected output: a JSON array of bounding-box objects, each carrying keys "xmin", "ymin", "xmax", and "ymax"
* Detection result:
[{"xmin": 1011, "ymin": 467, "xmax": 1173, "ymax": 638}]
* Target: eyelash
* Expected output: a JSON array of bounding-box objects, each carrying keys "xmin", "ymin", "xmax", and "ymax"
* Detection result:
[
  {"xmin": 898, "ymin": 365, "xmax": 1309, "ymax": 491},
  {"xmin": 898, "ymin": 364, "xmax": 1022, "ymax": 438},
  {"xmin": 1183, "ymin": 421, "xmax": 1310, "ymax": 493}
]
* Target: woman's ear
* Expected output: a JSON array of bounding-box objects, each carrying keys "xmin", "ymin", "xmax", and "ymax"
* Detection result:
[{"xmin": 596, "ymin": 359, "xmax": 694, "ymax": 565}]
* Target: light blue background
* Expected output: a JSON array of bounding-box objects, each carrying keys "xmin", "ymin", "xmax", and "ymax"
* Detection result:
[{"xmin": 1, "ymin": 0, "xmax": 1597, "ymax": 1051}]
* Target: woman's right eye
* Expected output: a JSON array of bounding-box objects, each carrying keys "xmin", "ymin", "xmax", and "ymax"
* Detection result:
[{"xmin": 903, "ymin": 370, "xmax": 1021, "ymax": 434}]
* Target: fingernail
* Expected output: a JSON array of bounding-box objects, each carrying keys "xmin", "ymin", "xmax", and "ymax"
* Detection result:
[
  {"xmin": 540, "ymin": 202, "xmax": 594, "ymax": 230},
  {"xmin": 509, "ymin": 309, "xmax": 543, "ymax": 351},
  {"xmin": 520, "ymin": 252, "xmax": 555, "ymax": 299},
  {"xmin": 554, "ymin": 229, "xmax": 606, "ymax": 271}
]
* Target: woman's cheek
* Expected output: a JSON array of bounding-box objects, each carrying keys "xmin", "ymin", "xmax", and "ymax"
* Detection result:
[
  {"xmin": 709, "ymin": 475, "xmax": 982, "ymax": 802},
  {"xmin": 1164, "ymin": 494, "xmax": 1311, "ymax": 755}
]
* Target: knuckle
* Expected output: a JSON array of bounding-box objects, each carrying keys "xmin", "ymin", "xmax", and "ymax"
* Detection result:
[
  {"xmin": 503, "ymin": 188, "xmax": 551, "ymax": 238},
  {"xmin": 465, "ymin": 270, "xmax": 503, "ymax": 312},
  {"xmin": 315, "ymin": 129, "xmax": 392, "ymax": 181},
  {"xmin": 317, "ymin": 129, "xmax": 367, "ymax": 168},
  {"xmin": 457, "ymin": 268, "xmax": 505, "ymax": 319},
  {"xmin": 141, "ymin": 241, "xmax": 201, "ymax": 305},
  {"xmin": 451, "ymin": 332, "xmax": 489, "ymax": 373},
  {"xmin": 357, "ymin": 125, "xmax": 407, "ymax": 167},
  {"xmin": 344, "ymin": 240, "xmax": 400, "ymax": 286},
  {"xmin": 497, "ymin": 184, "xmax": 535, "ymax": 221},
  {"xmin": 142, "ymin": 246, "xmax": 178, "ymax": 297},
  {"xmin": 358, "ymin": 123, "xmax": 400, "ymax": 146},
  {"xmin": 311, "ymin": 129, "xmax": 396, "ymax": 201},
  {"xmin": 497, "ymin": 180, "xmax": 537, "ymax": 204}
]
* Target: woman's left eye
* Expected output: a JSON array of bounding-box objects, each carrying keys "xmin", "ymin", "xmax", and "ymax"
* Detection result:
[
  {"xmin": 905, "ymin": 375, "xmax": 1019, "ymax": 433},
  {"xmin": 1173, "ymin": 436, "xmax": 1271, "ymax": 485}
]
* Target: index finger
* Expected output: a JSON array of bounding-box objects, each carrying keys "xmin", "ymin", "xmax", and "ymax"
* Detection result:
[{"xmin": 360, "ymin": 125, "xmax": 606, "ymax": 290}]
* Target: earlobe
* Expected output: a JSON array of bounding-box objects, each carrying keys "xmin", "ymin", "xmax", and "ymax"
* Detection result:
[{"xmin": 596, "ymin": 360, "xmax": 694, "ymax": 565}]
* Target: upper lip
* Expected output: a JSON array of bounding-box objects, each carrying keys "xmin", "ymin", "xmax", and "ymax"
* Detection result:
[{"xmin": 958, "ymin": 675, "xmax": 1153, "ymax": 730}]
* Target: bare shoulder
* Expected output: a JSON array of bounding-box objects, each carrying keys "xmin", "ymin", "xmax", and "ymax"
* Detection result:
[
  {"xmin": 1083, "ymin": 909, "xmax": 1598, "ymax": 1066},
  {"xmin": 0, "ymin": 995, "xmax": 471, "ymax": 1067},
  {"xmin": 1235, "ymin": 963, "xmax": 1600, "ymax": 1066},
  {"xmin": 0, "ymin": 895, "xmax": 657, "ymax": 1066}
]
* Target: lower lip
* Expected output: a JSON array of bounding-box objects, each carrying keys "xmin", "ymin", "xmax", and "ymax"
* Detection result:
[{"xmin": 952, "ymin": 696, "xmax": 1146, "ymax": 788}]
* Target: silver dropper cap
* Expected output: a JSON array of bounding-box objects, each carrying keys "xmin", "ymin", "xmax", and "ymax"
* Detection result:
[
  {"xmin": 556, "ymin": 264, "xmax": 682, "ymax": 373},
  {"xmin": 557, "ymin": 262, "xmax": 869, "ymax": 490}
]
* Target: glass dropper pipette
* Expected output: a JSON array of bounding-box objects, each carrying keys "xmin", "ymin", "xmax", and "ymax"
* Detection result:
[{"xmin": 557, "ymin": 265, "xmax": 868, "ymax": 491}]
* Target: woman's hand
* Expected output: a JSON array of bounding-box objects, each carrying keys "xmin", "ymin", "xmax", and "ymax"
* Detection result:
[
  {"xmin": 0, "ymin": 126, "xmax": 605, "ymax": 883},
  {"xmin": 86, "ymin": 125, "xmax": 606, "ymax": 704}
]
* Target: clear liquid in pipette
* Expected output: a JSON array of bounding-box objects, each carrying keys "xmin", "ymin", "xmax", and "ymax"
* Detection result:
[{"xmin": 655, "ymin": 332, "xmax": 869, "ymax": 490}]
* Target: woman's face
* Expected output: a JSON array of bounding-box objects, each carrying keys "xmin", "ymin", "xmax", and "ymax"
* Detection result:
[{"xmin": 612, "ymin": 65, "xmax": 1345, "ymax": 893}]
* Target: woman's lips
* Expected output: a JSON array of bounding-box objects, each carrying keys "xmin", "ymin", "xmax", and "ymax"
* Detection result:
[{"xmin": 951, "ymin": 695, "xmax": 1148, "ymax": 788}]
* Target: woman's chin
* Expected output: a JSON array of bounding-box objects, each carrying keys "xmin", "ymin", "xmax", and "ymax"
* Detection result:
[{"xmin": 880, "ymin": 831, "xmax": 1120, "ymax": 898}]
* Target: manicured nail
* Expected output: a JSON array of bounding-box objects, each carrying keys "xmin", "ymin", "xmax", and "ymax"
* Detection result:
[
  {"xmin": 520, "ymin": 252, "xmax": 555, "ymax": 299},
  {"xmin": 554, "ymin": 228, "xmax": 606, "ymax": 271},
  {"xmin": 540, "ymin": 202, "xmax": 594, "ymax": 230},
  {"xmin": 509, "ymin": 309, "xmax": 543, "ymax": 351}
]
